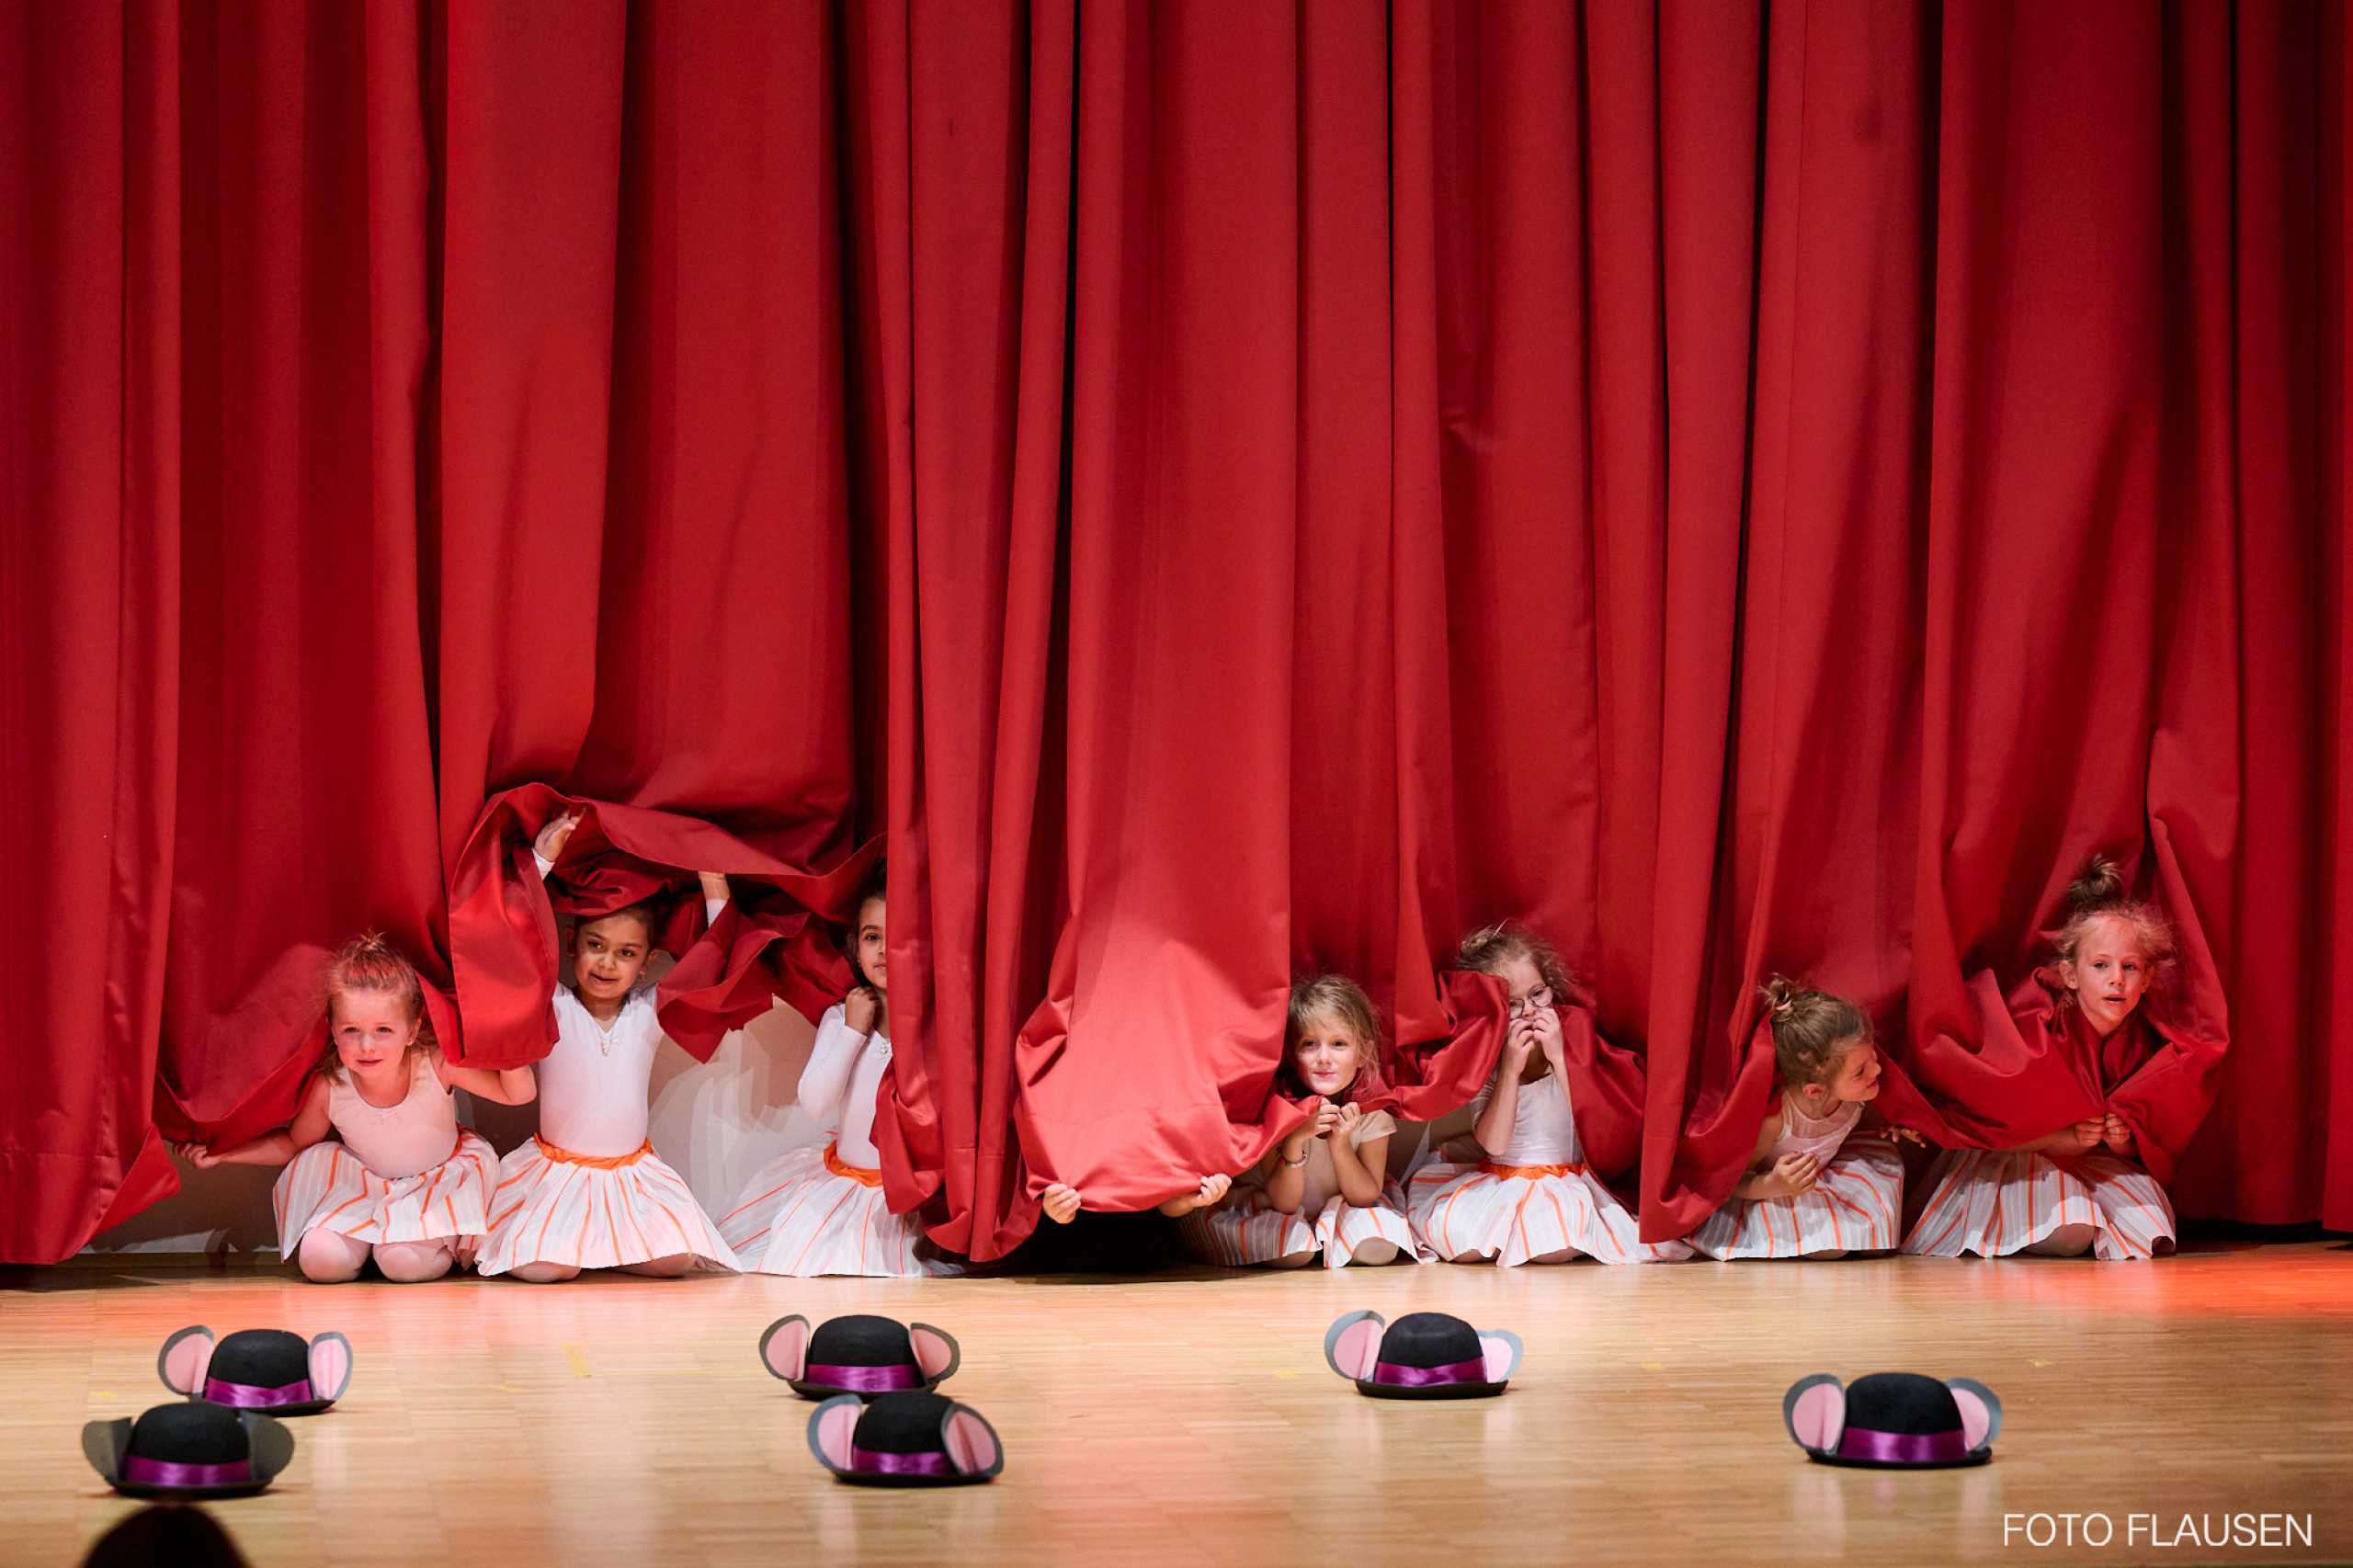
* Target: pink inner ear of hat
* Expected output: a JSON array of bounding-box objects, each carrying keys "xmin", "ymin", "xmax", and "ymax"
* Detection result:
[
  {"xmin": 309, "ymin": 1335, "xmax": 352, "ymax": 1402},
  {"xmin": 1949, "ymin": 1385, "xmax": 1994, "ymax": 1449},
  {"xmin": 1789, "ymin": 1382, "xmax": 1846, "ymax": 1450},
  {"xmin": 1332, "ymin": 1318, "xmax": 1382, "ymax": 1381},
  {"xmin": 162, "ymin": 1330, "xmax": 215, "ymax": 1395},
  {"xmin": 814, "ymin": 1403, "xmax": 858, "ymax": 1468},
  {"xmin": 763, "ymin": 1318, "xmax": 811, "ymax": 1381},
  {"xmin": 911, "ymin": 1327, "xmax": 954, "ymax": 1380},
  {"xmin": 1477, "ymin": 1334, "xmax": 1516, "ymax": 1383},
  {"xmin": 944, "ymin": 1410, "xmax": 997, "ymax": 1472}
]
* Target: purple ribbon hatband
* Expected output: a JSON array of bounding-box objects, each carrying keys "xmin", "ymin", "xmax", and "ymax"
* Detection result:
[
  {"xmin": 1836, "ymin": 1426, "xmax": 1969, "ymax": 1464},
  {"xmin": 848, "ymin": 1446, "xmax": 956, "ymax": 1477},
  {"xmin": 122, "ymin": 1456, "xmax": 254, "ymax": 1488},
  {"xmin": 1370, "ymin": 1357, "xmax": 1488, "ymax": 1388},
  {"xmin": 805, "ymin": 1362, "xmax": 920, "ymax": 1392},
  {"xmin": 203, "ymin": 1377, "xmax": 315, "ymax": 1409}
]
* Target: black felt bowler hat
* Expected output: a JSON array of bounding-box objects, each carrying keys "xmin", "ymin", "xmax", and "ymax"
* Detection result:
[
  {"xmin": 1324, "ymin": 1310, "xmax": 1522, "ymax": 1400},
  {"xmin": 82, "ymin": 1401, "xmax": 296, "ymax": 1499},
  {"xmin": 759, "ymin": 1313, "xmax": 960, "ymax": 1401},
  {"xmin": 158, "ymin": 1325, "xmax": 355, "ymax": 1416},
  {"xmin": 806, "ymin": 1391, "xmax": 1004, "ymax": 1486},
  {"xmin": 1784, "ymin": 1371, "xmax": 2002, "ymax": 1468}
]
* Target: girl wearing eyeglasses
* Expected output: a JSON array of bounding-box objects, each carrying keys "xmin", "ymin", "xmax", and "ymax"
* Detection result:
[{"xmin": 1404, "ymin": 924, "xmax": 1690, "ymax": 1266}]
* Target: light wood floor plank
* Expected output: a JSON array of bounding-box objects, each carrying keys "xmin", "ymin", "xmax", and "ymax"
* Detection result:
[{"xmin": 6, "ymin": 1243, "xmax": 2348, "ymax": 1566}]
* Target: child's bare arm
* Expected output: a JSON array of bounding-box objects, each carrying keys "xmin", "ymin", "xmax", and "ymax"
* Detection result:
[
  {"xmin": 531, "ymin": 812, "xmax": 581, "ymax": 876},
  {"xmin": 1729, "ymin": 1111, "xmax": 1797, "ymax": 1199},
  {"xmin": 1157, "ymin": 1172, "xmax": 1235, "ymax": 1218},
  {"xmin": 1734, "ymin": 1151, "xmax": 1819, "ymax": 1200},
  {"xmin": 1327, "ymin": 1109, "xmax": 1388, "ymax": 1208},
  {"xmin": 178, "ymin": 1076, "xmax": 333, "ymax": 1169},
  {"xmin": 438, "ymin": 1058, "xmax": 538, "ymax": 1107},
  {"xmin": 1472, "ymin": 1075, "xmax": 1520, "ymax": 1153},
  {"xmin": 1261, "ymin": 1099, "xmax": 1339, "ymax": 1215},
  {"xmin": 1997, "ymin": 1121, "xmax": 2104, "ymax": 1155}
]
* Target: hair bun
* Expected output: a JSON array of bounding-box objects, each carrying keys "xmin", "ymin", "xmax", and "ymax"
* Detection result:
[
  {"xmin": 2065, "ymin": 855, "xmax": 2125, "ymax": 914},
  {"xmin": 318, "ymin": 931, "xmax": 433, "ymax": 1057},
  {"xmin": 335, "ymin": 930, "xmax": 398, "ymax": 963},
  {"xmin": 1759, "ymin": 978, "xmax": 1875, "ymax": 1085}
]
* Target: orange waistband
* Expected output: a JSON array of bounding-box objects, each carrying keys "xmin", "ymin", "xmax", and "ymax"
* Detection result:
[
  {"xmin": 535, "ymin": 1136, "xmax": 653, "ymax": 1170},
  {"xmin": 1481, "ymin": 1159, "xmax": 1590, "ymax": 1180},
  {"xmin": 824, "ymin": 1143, "xmax": 883, "ymax": 1187}
]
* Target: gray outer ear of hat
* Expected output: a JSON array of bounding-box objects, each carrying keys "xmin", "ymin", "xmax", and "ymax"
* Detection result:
[
  {"xmin": 804, "ymin": 1395, "xmax": 1006, "ymax": 1481},
  {"xmin": 81, "ymin": 1419, "xmax": 131, "ymax": 1483},
  {"xmin": 1479, "ymin": 1328, "xmax": 1526, "ymax": 1383},
  {"xmin": 907, "ymin": 1322, "xmax": 961, "ymax": 1386},
  {"xmin": 805, "ymin": 1394, "xmax": 863, "ymax": 1473},
  {"xmin": 1947, "ymin": 1377, "xmax": 2004, "ymax": 1452},
  {"xmin": 758, "ymin": 1314, "xmax": 810, "ymax": 1384},
  {"xmin": 156, "ymin": 1324, "xmax": 217, "ymax": 1397},
  {"xmin": 1782, "ymin": 1373, "xmax": 1845, "ymax": 1455},
  {"xmin": 244, "ymin": 1414, "xmax": 297, "ymax": 1482},
  {"xmin": 308, "ymin": 1331, "xmax": 357, "ymax": 1404},
  {"xmin": 940, "ymin": 1402, "xmax": 1005, "ymax": 1480},
  {"xmin": 1322, "ymin": 1310, "xmax": 1386, "ymax": 1381}
]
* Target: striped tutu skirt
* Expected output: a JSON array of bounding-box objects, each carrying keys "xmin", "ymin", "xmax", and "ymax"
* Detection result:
[
  {"xmin": 272, "ymin": 1131, "xmax": 497, "ymax": 1256},
  {"xmin": 475, "ymin": 1136, "xmax": 740, "ymax": 1276},
  {"xmin": 718, "ymin": 1142, "xmax": 942, "ymax": 1278},
  {"xmin": 1177, "ymin": 1191, "xmax": 1422, "ymax": 1269},
  {"xmin": 1688, "ymin": 1139, "xmax": 1904, "ymax": 1260},
  {"xmin": 1406, "ymin": 1160, "xmax": 1690, "ymax": 1266},
  {"xmin": 1902, "ymin": 1149, "xmax": 2176, "ymax": 1261}
]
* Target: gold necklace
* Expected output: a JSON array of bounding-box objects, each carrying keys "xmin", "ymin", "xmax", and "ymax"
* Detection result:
[{"xmin": 585, "ymin": 997, "xmax": 624, "ymax": 1056}]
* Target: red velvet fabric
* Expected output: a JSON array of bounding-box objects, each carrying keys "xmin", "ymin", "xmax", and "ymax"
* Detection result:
[
  {"xmin": 1901, "ymin": 831, "xmax": 2234, "ymax": 1187},
  {"xmin": 6, "ymin": 2, "xmax": 2349, "ymax": 1263},
  {"xmin": 2, "ymin": 4, "xmax": 178, "ymax": 1260},
  {"xmin": 1673, "ymin": 1012, "xmax": 1976, "ymax": 1231},
  {"xmin": 1403, "ymin": 976, "xmax": 1649, "ymax": 1187},
  {"xmin": 1374, "ymin": 975, "xmax": 1520, "ymax": 1129},
  {"xmin": 4, "ymin": 1, "xmax": 866, "ymax": 1261},
  {"xmin": 446, "ymin": 788, "xmax": 877, "ymax": 1068}
]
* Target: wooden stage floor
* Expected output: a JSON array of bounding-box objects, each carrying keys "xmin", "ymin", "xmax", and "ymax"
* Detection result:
[{"xmin": 5, "ymin": 1241, "xmax": 2347, "ymax": 1567}]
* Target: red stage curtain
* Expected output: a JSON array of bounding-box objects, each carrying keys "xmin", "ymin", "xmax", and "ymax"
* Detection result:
[
  {"xmin": 2, "ymin": 3, "xmax": 181, "ymax": 1259},
  {"xmin": 870, "ymin": 0, "xmax": 2352, "ymax": 1256},
  {"xmin": 444, "ymin": 786, "xmax": 873, "ymax": 1067},
  {"xmin": 5, "ymin": 0, "xmax": 868, "ymax": 1261},
  {"xmin": 148, "ymin": 1, "xmax": 453, "ymax": 1160},
  {"xmin": 6, "ymin": 1, "xmax": 2347, "ymax": 1263},
  {"xmin": 842, "ymin": 1, "xmax": 1077, "ymax": 1253},
  {"xmin": 1892, "ymin": 0, "xmax": 2346, "ymax": 1233}
]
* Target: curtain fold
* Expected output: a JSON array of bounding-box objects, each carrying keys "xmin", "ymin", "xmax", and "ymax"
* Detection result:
[
  {"xmin": 856, "ymin": 0, "xmax": 1076, "ymax": 1256},
  {"xmin": 6, "ymin": 0, "xmax": 2347, "ymax": 1263},
  {"xmin": 3, "ymin": 3, "xmax": 182, "ymax": 1259},
  {"xmin": 152, "ymin": 0, "xmax": 449, "ymax": 1154}
]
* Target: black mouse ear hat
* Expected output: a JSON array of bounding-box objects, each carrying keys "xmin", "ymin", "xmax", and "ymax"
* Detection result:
[
  {"xmin": 1784, "ymin": 1372, "xmax": 2001, "ymax": 1468},
  {"xmin": 1324, "ymin": 1311, "xmax": 1522, "ymax": 1400},
  {"xmin": 758, "ymin": 1313, "xmax": 960, "ymax": 1401},
  {"xmin": 83, "ymin": 1403, "xmax": 297, "ymax": 1498},
  {"xmin": 158, "ymin": 1326, "xmax": 355, "ymax": 1415},
  {"xmin": 806, "ymin": 1392, "xmax": 1003, "ymax": 1485}
]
